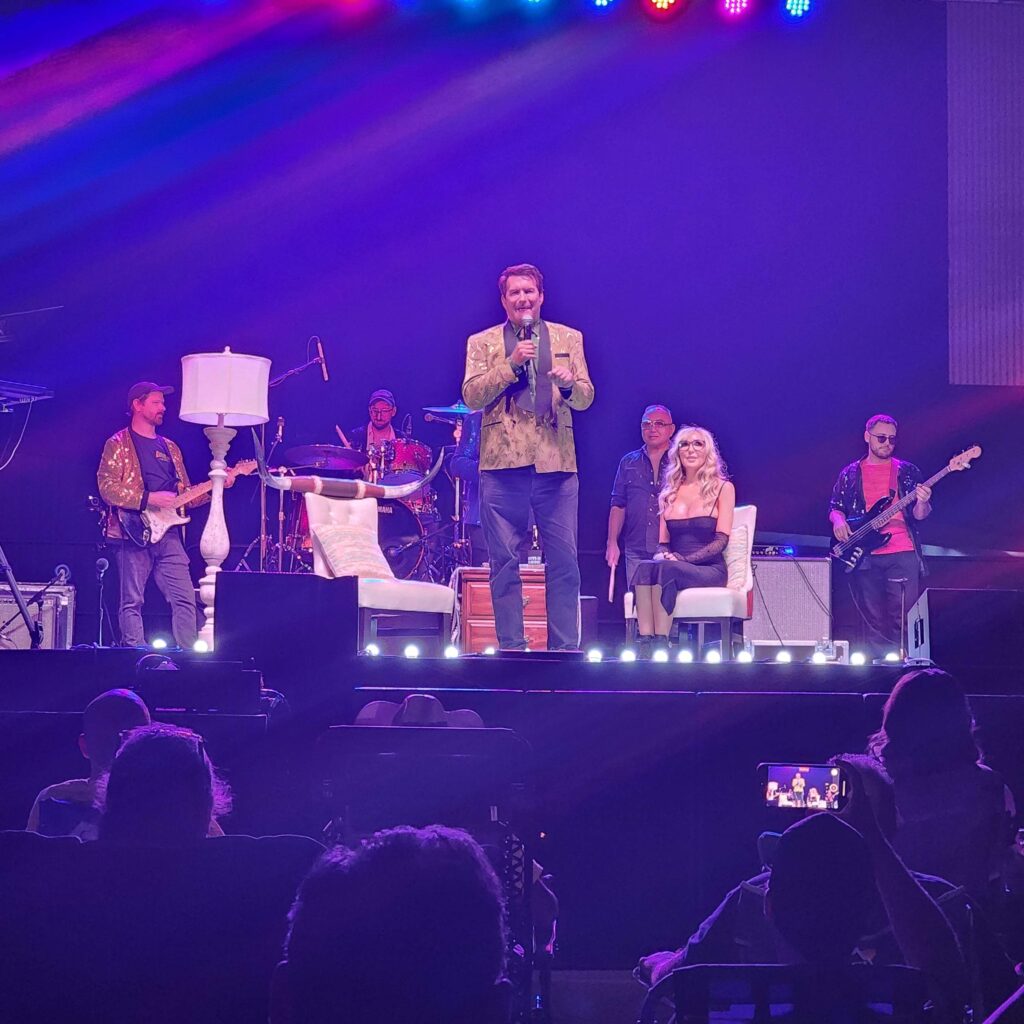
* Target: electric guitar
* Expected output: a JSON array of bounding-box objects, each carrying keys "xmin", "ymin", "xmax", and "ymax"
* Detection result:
[
  {"xmin": 115, "ymin": 460, "xmax": 257, "ymax": 547},
  {"xmin": 830, "ymin": 446, "xmax": 981, "ymax": 572}
]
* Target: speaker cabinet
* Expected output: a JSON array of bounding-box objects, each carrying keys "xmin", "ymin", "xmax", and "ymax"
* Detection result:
[
  {"xmin": 747, "ymin": 558, "xmax": 831, "ymax": 643},
  {"xmin": 0, "ymin": 583, "xmax": 76, "ymax": 650},
  {"xmin": 908, "ymin": 588, "xmax": 1024, "ymax": 670}
]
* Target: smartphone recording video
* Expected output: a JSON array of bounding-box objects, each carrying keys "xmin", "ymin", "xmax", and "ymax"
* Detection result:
[{"xmin": 758, "ymin": 763, "xmax": 847, "ymax": 812}]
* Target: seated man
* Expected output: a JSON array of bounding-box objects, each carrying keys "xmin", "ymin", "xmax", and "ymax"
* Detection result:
[
  {"xmin": 638, "ymin": 758, "xmax": 967, "ymax": 1008},
  {"xmin": 273, "ymin": 824, "xmax": 511, "ymax": 1024},
  {"xmin": 98, "ymin": 722, "xmax": 231, "ymax": 843},
  {"xmin": 27, "ymin": 688, "xmax": 151, "ymax": 840}
]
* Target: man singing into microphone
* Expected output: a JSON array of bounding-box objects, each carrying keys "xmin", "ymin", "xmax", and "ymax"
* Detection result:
[{"xmin": 462, "ymin": 263, "xmax": 594, "ymax": 651}]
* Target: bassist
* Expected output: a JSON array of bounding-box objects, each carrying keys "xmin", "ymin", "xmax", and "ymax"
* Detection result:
[
  {"xmin": 97, "ymin": 382, "xmax": 227, "ymax": 649},
  {"xmin": 828, "ymin": 414, "xmax": 932, "ymax": 659}
]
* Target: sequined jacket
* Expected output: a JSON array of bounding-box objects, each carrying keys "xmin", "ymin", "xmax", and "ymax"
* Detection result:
[
  {"xmin": 462, "ymin": 321, "xmax": 595, "ymax": 473},
  {"xmin": 829, "ymin": 456, "xmax": 926, "ymax": 571},
  {"xmin": 97, "ymin": 427, "xmax": 206, "ymax": 539}
]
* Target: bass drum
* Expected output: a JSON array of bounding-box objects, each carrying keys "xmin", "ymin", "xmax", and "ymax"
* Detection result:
[{"xmin": 377, "ymin": 499, "xmax": 426, "ymax": 580}]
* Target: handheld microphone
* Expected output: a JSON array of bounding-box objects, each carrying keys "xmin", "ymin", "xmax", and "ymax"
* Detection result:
[
  {"xmin": 275, "ymin": 416, "xmax": 285, "ymax": 444},
  {"xmin": 521, "ymin": 314, "xmax": 536, "ymax": 398},
  {"xmin": 96, "ymin": 558, "xmax": 109, "ymax": 581},
  {"xmin": 314, "ymin": 336, "xmax": 329, "ymax": 383}
]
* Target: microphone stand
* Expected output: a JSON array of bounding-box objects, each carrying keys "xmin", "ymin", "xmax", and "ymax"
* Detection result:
[{"xmin": 0, "ymin": 543, "xmax": 45, "ymax": 649}]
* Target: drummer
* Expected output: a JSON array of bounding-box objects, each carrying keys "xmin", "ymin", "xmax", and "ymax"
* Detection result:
[{"xmin": 338, "ymin": 388, "xmax": 399, "ymax": 454}]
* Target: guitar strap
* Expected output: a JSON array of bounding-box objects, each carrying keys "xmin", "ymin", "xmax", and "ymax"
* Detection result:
[{"xmin": 888, "ymin": 459, "xmax": 898, "ymax": 500}]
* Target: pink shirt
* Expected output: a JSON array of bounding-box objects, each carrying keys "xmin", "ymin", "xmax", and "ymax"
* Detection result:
[{"xmin": 862, "ymin": 461, "xmax": 914, "ymax": 554}]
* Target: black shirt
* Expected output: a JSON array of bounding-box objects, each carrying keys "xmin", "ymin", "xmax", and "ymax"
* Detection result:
[
  {"xmin": 610, "ymin": 446, "xmax": 669, "ymax": 557},
  {"xmin": 131, "ymin": 430, "xmax": 177, "ymax": 496}
]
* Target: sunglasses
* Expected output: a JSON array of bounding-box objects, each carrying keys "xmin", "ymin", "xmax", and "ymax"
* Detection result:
[
  {"xmin": 678, "ymin": 439, "xmax": 706, "ymax": 450},
  {"xmin": 870, "ymin": 433, "xmax": 897, "ymax": 444},
  {"xmin": 641, "ymin": 420, "xmax": 672, "ymax": 429}
]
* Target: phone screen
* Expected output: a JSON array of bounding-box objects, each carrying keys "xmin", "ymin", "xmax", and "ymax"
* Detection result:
[{"xmin": 760, "ymin": 763, "xmax": 847, "ymax": 811}]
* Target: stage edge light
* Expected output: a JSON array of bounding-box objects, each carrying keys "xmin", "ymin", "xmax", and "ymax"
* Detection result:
[
  {"xmin": 152, "ymin": 638, "xmax": 169, "ymax": 650},
  {"xmin": 850, "ymin": 651, "xmax": 867, "ymax": 666},
  {"xmin": 444, "ymin": 645, "xmax": 460, "ymax": 659},
  {"xmin": 620, "ymin": 649, "xmax": 637, "ymax": 663},
  {"xmin": 586, "ymin": 647, "xmax": 603, "ymax": 662},
  {"xmin": 676, "ymin": 649, "xmax": 694, "ymax": 663},
  {"xmin": 364, "ymin": 643, "xmax": 381, "ymax": 657}
]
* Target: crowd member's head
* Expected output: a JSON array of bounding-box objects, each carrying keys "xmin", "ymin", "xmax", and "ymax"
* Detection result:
[
  {"xmin": 275, "ymin": 825, "xmax": 509, "ymax": 1024},
  {"xmin": 868, "ymin": 668, "xmax": 981, "ymax": 780},
  {"xmin": 660, "ymin": 424, "xmax": 729, "ymax": 511},
  {"xmin": 765, "ymin": 813, "xmax": 876, "ymax": 965},
  {"xmin": 80, "ymin": 688, "xmax": 151, "ymax": 777},
  {"xmin": 99, "ymin": 723, "xmax": 231, "ymax": 844}
]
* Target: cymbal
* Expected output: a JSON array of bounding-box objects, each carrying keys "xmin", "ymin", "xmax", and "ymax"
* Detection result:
[
  {"xmin": 285, "ymin": 444, "xmax": 368, "ymax": 471},
  {"xmin": 422, "ymin": 401, "xmax": 473, "ymax": 416}
]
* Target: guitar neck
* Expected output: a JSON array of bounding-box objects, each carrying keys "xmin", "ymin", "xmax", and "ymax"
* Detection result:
[{"xmin": 175, "ymin": 479, "xmax": 213, "ymax": 507}]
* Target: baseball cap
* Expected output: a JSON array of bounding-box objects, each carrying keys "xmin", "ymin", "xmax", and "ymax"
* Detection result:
[
  {"xmin": 368, "ymin": 389, "xmax": 396, "ymax": 408},
  {"xmin": 127, "ymin": 381, "xmax": 174, "ymax": 412}
]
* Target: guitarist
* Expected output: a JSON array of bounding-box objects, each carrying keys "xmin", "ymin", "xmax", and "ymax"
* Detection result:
[
  {"xmin": 828, "ymin": 414, "xmax": 932, "ymax": 659},
  {"xmin": 97, "ymin": 382, "xmax": 230, "ymax": 649}
]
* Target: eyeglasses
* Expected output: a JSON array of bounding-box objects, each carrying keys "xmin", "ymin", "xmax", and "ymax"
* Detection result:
[
  {"xmin": 641, "ymin": 420, "xmax": 672, "ymax": 430},
  {"xmin": 678, "ymin": 439, "xmax": 706, "ymax": 450},
  {"xmin": 870, "ymin": 433, "xmax": 897, "ymax": 444}
]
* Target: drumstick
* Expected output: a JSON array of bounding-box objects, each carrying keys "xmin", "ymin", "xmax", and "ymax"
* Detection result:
[
  {"xmin": 335, "ymin": 424, "xmax": 352, "ymax": 447},
  {"xmin": 607, "ymin": 564, "xmax": 616, "ymax": 603}
]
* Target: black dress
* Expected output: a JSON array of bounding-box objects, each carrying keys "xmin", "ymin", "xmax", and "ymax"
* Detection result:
[{"xmin": 632, "ymin": 516, "xmax": 728, "ymax": 613}]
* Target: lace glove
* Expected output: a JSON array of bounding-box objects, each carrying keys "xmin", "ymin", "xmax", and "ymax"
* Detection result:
[
  {"xmin": 653, "ymin": 543, "xmax": 676, "ymax": 562},
  {"xmin": 681, "ymin": 532, "xmax": 729, "ymax": 564}
]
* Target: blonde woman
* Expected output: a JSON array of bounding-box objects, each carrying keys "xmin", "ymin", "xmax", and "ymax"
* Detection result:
[{"xmin": 632, "ymin": 425, "xmax": 735, "ymax": 650}]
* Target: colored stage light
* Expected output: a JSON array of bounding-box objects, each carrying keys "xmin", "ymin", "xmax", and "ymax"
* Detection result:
[
  {"xmin": 676, "ymin": 649, "xmax": 694, "ymax": 663},
  {"xmin": 722, "ymin": 0, "xmax": 751, "ymax": 15},
  {"xmin": 774, "ymin": 649, "xmax": 792, "ymax": 663},
  {"xmin": 152, "ymin": 637, "xmax": 169, "ymax": 650},
  {"xmin": 364, "ymin": 643, "xmax": 381, "ymax": 657},
  {"xmin": 586, "ymin": 647, "xmax": 603, "ymax": 662},
  {"xmin": 592, "ymin": 0, "xmax": 613, "ymax": 8},
  {"xmin": 737, "ymin": 650, "xmax": 754, "ymax": 663},
  {"xmin": 444, "ymin": 645, "xmax": 460, "ymax": 659},
  {"xmin": 643, "ymin": 0, "xmax": 690, "ymax": 19},
  {"xmin": 784, "ymin": 0, "xmax": 811, "ymax": 16},
  {"xmin": 850, "ymin": 651, "xmax": 867, "ymax": 666},
  {"xmin": 705, "ymin": 649, "xmax": 722, "ymax": 664},
  {"xmin": 192, "ymin": 639, "xmax": 210, "ymax": 653},
  {"xmin": 620, "ymin": 648, "xmax": 637, "ymax": 662}
]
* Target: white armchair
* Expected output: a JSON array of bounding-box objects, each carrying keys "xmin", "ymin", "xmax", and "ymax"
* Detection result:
[
  {"xmin": 624, "ymin": 504, "xmax": 757, "ymax": 660},
  {"xmin": 304, "ymin": 493, "xmax": 455, "ymax": 651}
]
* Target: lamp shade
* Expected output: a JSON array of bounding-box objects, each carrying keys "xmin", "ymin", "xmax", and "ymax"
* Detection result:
[{"xmin": 179, "ymin": 349, "xmax": 270, "ymax": 426}]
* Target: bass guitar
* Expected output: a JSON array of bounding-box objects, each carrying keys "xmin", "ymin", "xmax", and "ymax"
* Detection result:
[
  {"xmin": 116, "ymin": 460, "xmax": 257, "ymax": 547},
  {"xmin": 830, "ymin": 446, "xmax": 981, "ymax": 572}
]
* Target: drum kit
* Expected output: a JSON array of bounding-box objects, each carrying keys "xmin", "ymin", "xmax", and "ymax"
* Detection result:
[{"xmin": 236, "ymin": 401, "xmax": 473, "ymax": 581}]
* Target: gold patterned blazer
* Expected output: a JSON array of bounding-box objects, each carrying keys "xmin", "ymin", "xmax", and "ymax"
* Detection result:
[
  {"xmin": 97, "ymin": 427, "xmax": 206, "ymax": 539},
  {"xmin": 462, "ymin": 321, "xmax": 595, "ymax": 473}
]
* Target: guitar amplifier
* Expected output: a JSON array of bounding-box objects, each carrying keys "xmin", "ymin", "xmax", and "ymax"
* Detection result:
[
  {"xmin": 0, "ymin": 583, "xmax": 76, "ymax": 650},
  {"xmin": 747, "ymin": 558, "xmax": 831, "ymax": 644}
]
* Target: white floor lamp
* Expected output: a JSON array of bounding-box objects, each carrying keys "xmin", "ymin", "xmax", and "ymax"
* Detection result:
[{"xmin": 180, "ymin": 348, "xmax": 270, "ymax": 649}]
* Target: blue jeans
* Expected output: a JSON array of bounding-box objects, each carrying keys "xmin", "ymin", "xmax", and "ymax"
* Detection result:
[
  {"xmin": 116, "ymin": 531, "xmax": 198, "ymax": 648},
  {"xmin": 480, "ymin": 467, "xmax": 580, "ymax": 650}
]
